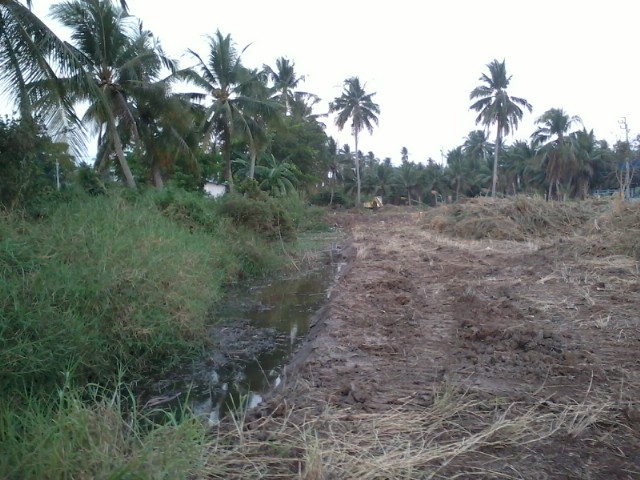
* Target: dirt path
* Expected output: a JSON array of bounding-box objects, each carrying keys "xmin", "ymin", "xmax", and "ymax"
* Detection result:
[{"xmin": 239, "ymin": 209, "xmax": 640, "ymax": 479}]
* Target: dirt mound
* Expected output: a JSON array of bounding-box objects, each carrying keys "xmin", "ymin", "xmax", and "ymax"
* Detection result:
[{"xmin": 423, "ymin": 196, "xmax": 605, "ymax": 240}]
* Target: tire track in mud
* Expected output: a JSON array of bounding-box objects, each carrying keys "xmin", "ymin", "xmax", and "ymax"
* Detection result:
[
  {"xmin": 283, "ymin": 215, "xmax": 540, "ymax": 408},
  {"xmin": 279, "ymin": 213, "xmax": 638, "ymax": 410},
  {"xmin": 250, "ymin": 211, "xmax": 640, "ymax": 479}
]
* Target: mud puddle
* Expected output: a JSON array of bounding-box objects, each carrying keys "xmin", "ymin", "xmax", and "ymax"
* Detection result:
[{"xmin": 144, "ymin": 255, "xmax": 344, "ymax": 424}]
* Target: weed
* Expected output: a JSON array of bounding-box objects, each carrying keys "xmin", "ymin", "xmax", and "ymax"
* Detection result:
[{"xmin": 0, "ymin": 380, "xmax": 208, "ymax": 480}]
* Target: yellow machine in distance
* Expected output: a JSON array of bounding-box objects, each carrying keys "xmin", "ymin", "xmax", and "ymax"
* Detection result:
[{"xmin": 363, "ymin": 196, "xmax": 383, "ymax": 210}]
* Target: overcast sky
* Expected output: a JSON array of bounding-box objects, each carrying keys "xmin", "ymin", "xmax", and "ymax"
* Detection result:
[{"xmin": 27, "ymin": 0, "xmax": 640, "ymax": 165}]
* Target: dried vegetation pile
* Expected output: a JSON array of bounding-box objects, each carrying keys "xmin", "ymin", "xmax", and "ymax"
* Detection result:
[
  {"xmin": 584, "ymin": 200, "xmax": 640, "ymax": 259},
  {"xmin": 424, "ymin": 196, "xmax": 600, "ymax": 240},
  {"xmin": 424, "ymin": 196, "xmax": 640, "ymax": 259},
  {"xmin": 205, "ymin": 385, "xmax": 622, "ymax": 479}
]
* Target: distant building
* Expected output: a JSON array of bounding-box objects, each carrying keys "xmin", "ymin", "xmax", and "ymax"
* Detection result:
[{"xmin": 204, "ymin": 182, "xmax": 227, "ymax": 198}]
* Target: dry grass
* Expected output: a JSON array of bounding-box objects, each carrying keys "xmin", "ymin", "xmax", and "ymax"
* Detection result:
[
  {"xmin": 579, "ymin": 201, "xmax": 640, "ymax": 259},
  {"xmin": 201, "ymin": 385, "xmax": 625, "ymax": 480},
  {"xmin": 421, "ymin": 197, "xmax": 607, "ymax": 241}
]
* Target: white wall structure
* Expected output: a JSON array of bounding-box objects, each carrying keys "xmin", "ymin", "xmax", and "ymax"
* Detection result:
[{"xmin": 204, "ymin": 182, "xmax": 227, "ymax": 198}]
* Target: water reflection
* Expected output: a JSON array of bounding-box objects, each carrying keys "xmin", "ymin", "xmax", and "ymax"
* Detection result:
[{"xmin": 147, "ymin": 262, "xmax": 341, "ymax": 421}]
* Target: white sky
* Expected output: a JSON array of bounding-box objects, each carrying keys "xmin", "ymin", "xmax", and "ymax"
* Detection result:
[{"xmin": 22, "ymin": 0, "xmax": 640, "ymax": 165}]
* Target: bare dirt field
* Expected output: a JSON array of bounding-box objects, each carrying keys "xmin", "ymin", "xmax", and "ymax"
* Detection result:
[{"xmin": 212, "ymin": 198, "xmax": 640, "ymax": 480}]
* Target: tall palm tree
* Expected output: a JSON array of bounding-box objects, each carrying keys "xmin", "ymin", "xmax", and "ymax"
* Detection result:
[
  {"xmin": 400, "ymin": 146, "xmax": 409, "ymax": 163},
  {"xmin": 180, "ymin": 30, "xmax": 279, "ymax": 190},
  {"xmin": 50, "ymin": 0, "xmax": 172, "ymax": 188},
  {"xmin": 470, "ymin": 59, "xmax": 531, "ymax": 197},
  {"xmin": 571, "ymin": 129, "xmax": 601, "ymax": 199},
  {"xmin": 329, "ymin": 76, "xmax": 380, "ymax": 206},
  {"xmin": 502, "ymin": 140, "xmax": 537, "ymax": 195},
  {"xmin": 395, "ymin": 160, "xmax": 419, "ymax": 205},
  {"xmin": 531, "ymin": 108, "xmax": 582, "ymax": 200},
  {"xmin": 263, "ymin": 57, "xmax": 312, "ymax": 115},
  {"xmin": 136, "ymin": 86, "xmax": 199, "ymax": 189},
  {"xmin": 288, "ymin": 90, "xmax": 322, "ymax": 122},
  {"xmin": 463, "ymin": 130, "xmax": 493, "ymax": 168},
  {"xmin": 446, "ymin": 146, "xmax": 468, "ymax": 201},
  {"xmin": 0, "ymin": 0, "xmax": 95, "ymax": 153}
]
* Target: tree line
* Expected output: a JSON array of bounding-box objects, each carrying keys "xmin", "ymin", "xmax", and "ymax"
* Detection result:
[{"xmin": 0, "ymin": 1, "xmax": 635, "ymax": 208}]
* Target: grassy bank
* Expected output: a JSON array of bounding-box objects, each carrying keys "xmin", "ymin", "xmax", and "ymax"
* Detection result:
[{"xmin": 0, "ymin": 188, "xmax": 328, "ymax": 479}]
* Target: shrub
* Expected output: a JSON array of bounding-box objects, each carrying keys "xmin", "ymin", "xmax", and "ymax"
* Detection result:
[
  {"xmin": 216, "ymin": 193, "xmax": 296, "ymax": 241},
  {"xmin": 150, "ymin": 187, "xmax": 220, "ymax": 233},
  {"xmin": 309, "ymin": 190, "xmax": 351, "ymax": 208}
]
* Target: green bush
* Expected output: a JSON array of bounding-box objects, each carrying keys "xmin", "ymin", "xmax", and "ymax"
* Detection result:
[
  {"xmin": 309, "ymin": 190, "xmax": 351, "ymax": 208},
  {"xmin": 216, "ymin": 193, "xmax": 296, "ymax": 241},
  {"xmin": 149, "ymin": 187, "xmax": 220, "ymax": 233},
  {"xmin": 75, "ymin": 164, "xmax": 108, "ymax": 196},
  {"xmin": 274, "ymin": 193, "xmax": 328, "ymax": 232}
]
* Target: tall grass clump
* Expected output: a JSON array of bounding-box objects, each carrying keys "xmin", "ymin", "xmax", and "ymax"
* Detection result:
[
  {"xmin": 0, "ymin": 378, "xmax": 208, "ymax": 480},
  {"xmin": 1, "ymin": 193, "xmax": 213, "ymax": 392},
  {"xmin": 273, "ymin": 193, "xmax": 329, "ymax": 232}
]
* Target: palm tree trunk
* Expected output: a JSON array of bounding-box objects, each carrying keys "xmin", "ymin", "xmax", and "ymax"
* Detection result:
[
  {"xmin": 329, "ymin": 171, "xmax": 335, "ymax": 206},
  {"xmin": 492, "ymin": 128, "xmax": 501, "ymax": 197},
  {"xmin": 108, "ymin": 117, "xmax": 136, "ymax": 189},
  {"xmin": 354, "ymin": 131, "xmax": 361, "ymax": 206},
  {"xmin": 152, "ymin": 161, "xmax": 164, "ymax": 189},
  {"xmin": 249, "ymin": 148, "xmax": 257, "ymax": 180},
  {"xmin": 223, "ymin": 127, "xmax": 234, "ymax": 192}
]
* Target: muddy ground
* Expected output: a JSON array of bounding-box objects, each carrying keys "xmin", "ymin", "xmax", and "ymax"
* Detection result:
[{"xmin": 226, "ymin": 200, "xmax": 640, "ymax": 479}]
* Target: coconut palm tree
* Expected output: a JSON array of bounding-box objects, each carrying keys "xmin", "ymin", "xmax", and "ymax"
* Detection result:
[
  {"xmin": 263, "ymin": 57, "xmax": 314, "ymax": 116},
  {"xmin": 531, "ymin": 108, "xmax": 582, "ymax": 200},
  {"xmin": 135, "ymin": 86, "xmax": 200, "ymax": 189},
  {"xmin": 0, "ymin": 0, "xmax": 92, "ymax": 153},
  {"xmin": 180, "ymin": 30, "xmax": 279, "ymax": 190},
  {"xmin": 50, "ymin": 0, "xmax": 173, "ymax": 188},
  {"xmin": 462, "ymin": 130, "xmax": 493, "ymax": 169},
  {"xmin": 470, "ymin": 59, "xmax": 531, "ymax": 197},
  {"xmin": 329, "ymin": 76, "xmax": 380, "ymax": 206},
  {"xmin": 254, "ymin": 153, "xmax": 299, "ymax": 197},
  {"xmin": 446, "ymin": 146, "xmax": 468, "ymax": 201},
  {"xmin": 502, "ymin": 140, "xmax": 537, "ymax": 195},
  {"xmin": 571, "ymin": 129, "xmax": 603, "ymax": 199},
  {"xmin": 395, "ymin": 160, "xmax": 420, "ymax": 205},
  {"xmin": 362, "ymin": 158, "xmax": 396, "ymax": 199},
  {"xmin": 400, "ymin": 146, "xmax": 409, "ymax": 163}
]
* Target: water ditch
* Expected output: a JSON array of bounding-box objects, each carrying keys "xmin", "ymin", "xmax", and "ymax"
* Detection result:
[{"xmin": 144, "ymin": 248, "xmax": 347, "ymax": 425}]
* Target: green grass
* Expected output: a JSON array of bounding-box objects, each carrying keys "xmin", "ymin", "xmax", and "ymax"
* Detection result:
[
  {"xmin": 0, "ymin": 378, "xmax": 208, "ymax": 480},
  {"xmin": 2, "ymin": 194, "xmax": 214, "ymax": 392},
  {"xmin": 0, "ymin": 188, "xmax": 331, "ymax": 479},
  {"xmin": 0, "ymin": 190, "xmax": 309, "ymax": 393}
]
